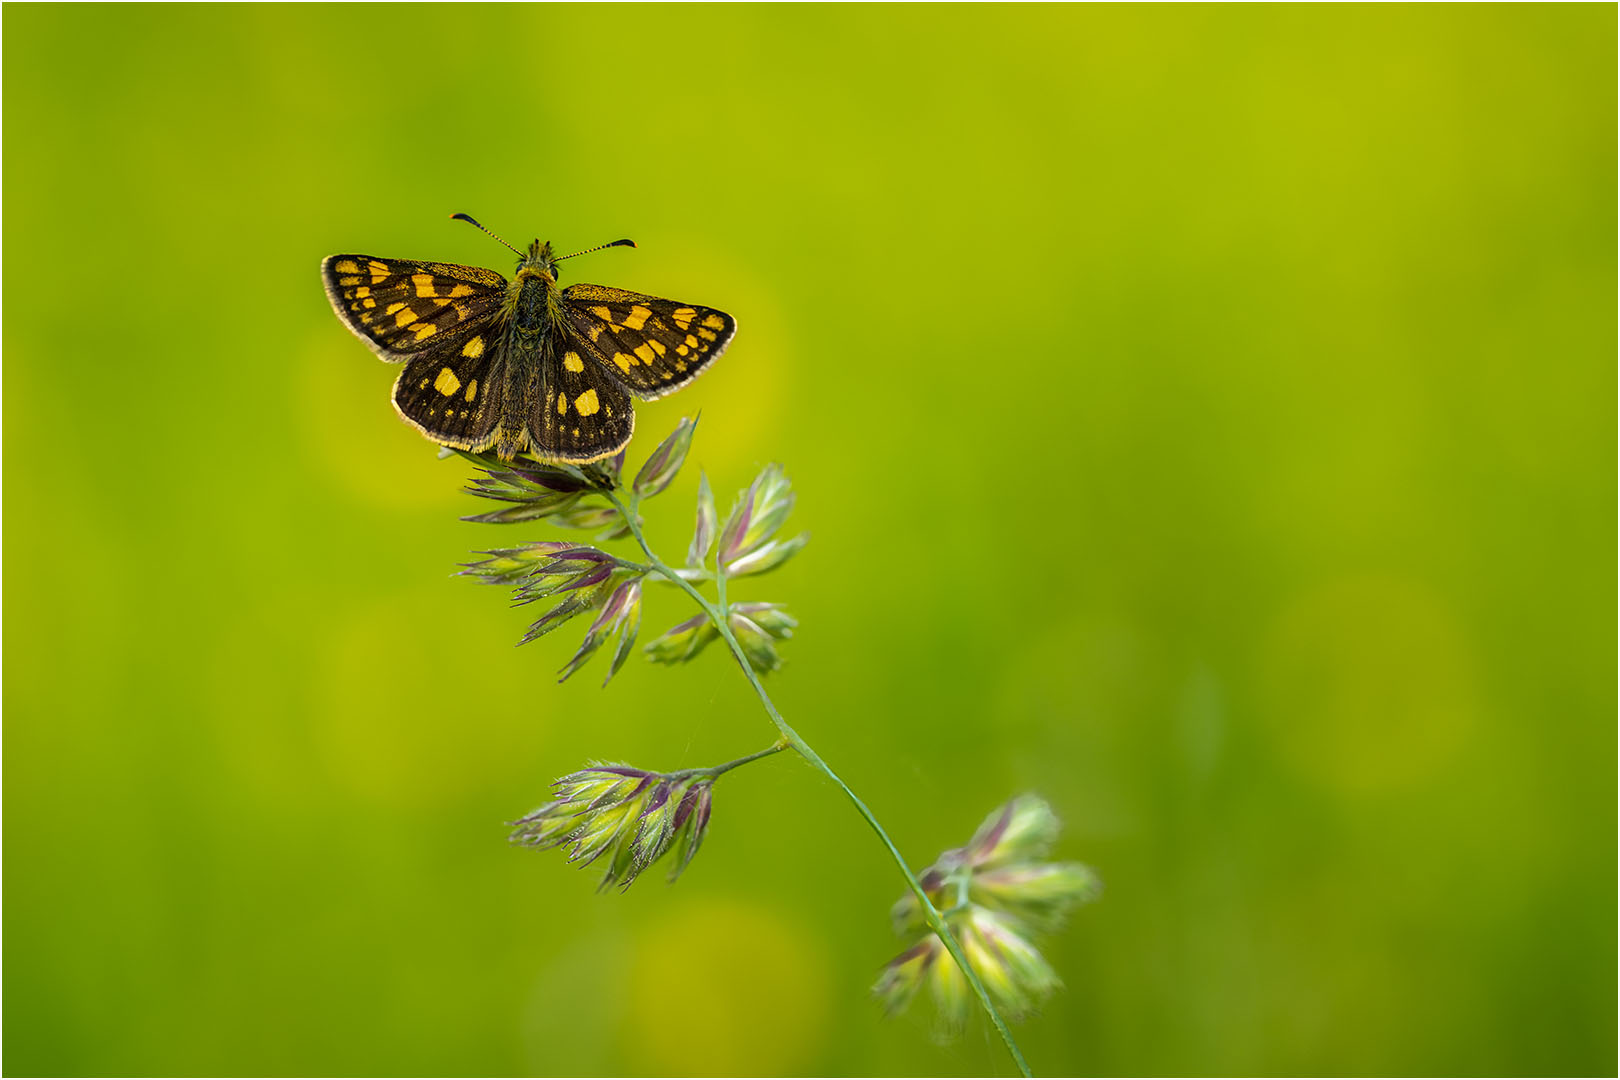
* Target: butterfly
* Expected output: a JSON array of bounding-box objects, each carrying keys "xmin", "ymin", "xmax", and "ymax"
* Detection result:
[{"xmin": 321, "ymin": 214, "xmax": 735, "ymax": 463}]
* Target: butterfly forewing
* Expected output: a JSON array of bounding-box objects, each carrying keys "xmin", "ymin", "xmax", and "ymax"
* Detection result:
[
  {"xmin": 322, "ymin": 255, "xmax": 507, "ymax": 359},
  {"xmin": 561, "ymin": 284, "xmax": 736, "ymax": 399}
]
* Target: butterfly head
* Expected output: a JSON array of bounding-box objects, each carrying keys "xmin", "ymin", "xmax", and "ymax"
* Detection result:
[{"xmin": 517, "ymin": 239, "xmax": 560, "ymax": 284}]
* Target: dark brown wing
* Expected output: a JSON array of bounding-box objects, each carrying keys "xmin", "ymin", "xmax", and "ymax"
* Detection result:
[
  {"xmin": 391, "ymin": 334, "xmax": 509, "ymax": 453},
  {"xmin": 560, "ymin": 283, "xmax": 735, "ymax": 399},
  {"xmin": 322, "ymin": 254, "xmax": 506, "ymax": 359},
  {"xmin": 526, "ymin": 332, "xmax": 635, "ymax": 464}
]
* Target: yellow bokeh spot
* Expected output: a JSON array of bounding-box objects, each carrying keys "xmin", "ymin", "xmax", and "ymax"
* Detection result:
[
  {"xmin": 625, "ymin": 899, "xmax": 829, "ymax": 1075},
  {"xmin": 434, "ymin": 367, "xmax": 461, "ymax": 396},
  {"xmin": 574, "ymin": 389, "xmax": 599, "ymax": 416}
]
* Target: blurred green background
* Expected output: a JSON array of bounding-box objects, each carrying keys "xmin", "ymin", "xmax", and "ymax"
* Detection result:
[{"xmin": 5, "ymin": 5, "xmax": 1614, "ymax": 1076}]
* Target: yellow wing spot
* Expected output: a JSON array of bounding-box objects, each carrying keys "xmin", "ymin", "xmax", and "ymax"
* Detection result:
[
  {"xmin": 359, "ymin": 312, "xmax": 373, "ymax": 324},
  {"xmin": 702, "ymin": 313, "xmax": 727, "ymax": 331},
  {"xmin": 611, "ymin": 352, "xmax": 633, "ymax": 373},
  {"xmin": 634, "ymin": 342, "xmax": 656, "ymax": 365},
  {"xmin": 604, "ymin": 404, "xmax": 614, "ymax": 418},
  {"xmin": 460, "ymin": 410, "xmax": 469, "ymax": 420},
  {"xmin": 338, "ymin": 276, "xmax": 362, "ymax": 287},
  {"xmin": 590, "ymin": 306, "xmax": 612, "ymax": 321},
  {"xmin": 413, "ymin": 322, "xmax": 438, "ymax": 341},
  {"xmin": 675, "ymin": 343, "xmax": 689, "ymax": 357},
  {"xmin": 697, "ymin": 327, "xmax": 717, "ymax": 342},
  {"xmin": 384, "ymin": 302, "xmax": 406, "ymax": 316},
  {"xmin": 362, "ymin": 298, "xmax": 376, "ymax": 308},
  {"xmin": 557, "ymin": 391, "xmax": 568, "ymax": 416},
  {"xmin": 412, "ymin": 273, "xmax": 438, "ymax": 298},
  {"xmin": 394, "ymin": 307, "xmax": 417, "ymax": 328},
  {"xmin": 672, "ymin": 308, "xmax": 696, "ymax": 330},
  {"xmin": 572, "ymin": 428, "xmax": 580, "ymax": 437},
  {"xmin": 675, "ymin": 359, "xmax": 689, "ymax": 372},
  {"xmin": 588, "ymin": 325, "xmax": 604, "ymax": 343},
  {"xmin": 684, "ymin": 334, "xmax": 699, "ymax": 348},
  {"xmin": 333, "ymin": 259, "xmax": 361, "ymax": 274},
  {"xmin": 563, "ymin": 352, "xmax": 585, "ymax": 372},
  {"xmin": 449, "ymin": 284, "xmax": 475, "ymax": 298},
  {"xmin": 353, "ymin": 285, "xmax": 371, "ymax": 298},
  {"xmin": 368, "ymin": 260, "xmax": 390, "ymax": 283},
  {"xmin": 649, "ymin": 339, "xmax": 667, "ymax": 357},
  {"xmin": 462, "ymin": 337, "xmax": 485, "ymax": 358},
  {"xmin": 465, "ymin": 380, "xmax": 478, "ymax": 402},
  {"xmin": 419, "ymin": 378, "xmax": 429, "ymax": 389},
  {"xmin": 622, "ymin": 305, "xmax": 652, "ymax": 330},
  {"xmin": 574, "ymin": 389, "xmax": 600, "ymax": 416},
  {"xmin": 434, "ymin": 367, "xmax": 461, "ymax": 396}
]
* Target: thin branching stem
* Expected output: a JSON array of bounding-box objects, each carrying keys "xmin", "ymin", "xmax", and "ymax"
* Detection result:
[
  {"xmin": 606, "ymin": 488, "xmax": 1034, "ymax": 1078},
  {"xmin": 672, "ymin": 740, "xmax": 789, "ymax": 781}
]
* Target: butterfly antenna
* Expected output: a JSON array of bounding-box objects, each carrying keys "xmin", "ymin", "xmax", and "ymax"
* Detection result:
[
  {"xmin": 556, "ymin": 238, "xmax": 637, "ymax": 261},
  {"xmin": 450, "ymin": 213, "xmax": 523, "ymax": 258}
]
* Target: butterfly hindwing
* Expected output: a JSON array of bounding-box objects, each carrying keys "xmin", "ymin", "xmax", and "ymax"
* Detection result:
[
  {"xmin": 530, "ymin": 335, "xmax": 636, "ymax": 462},
  {"xmin": 322, "ymin": 255, "xmax": 507, "ymax": 359},
  {"xmin": 391, "ymin": 337, "xmax": 508, "ymax": 452},
  {"xmin": 561, "ymin": 284, "xmax": 736, "ymax": 399}
]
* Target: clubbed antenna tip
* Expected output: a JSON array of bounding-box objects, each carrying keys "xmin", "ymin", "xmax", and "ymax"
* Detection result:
[{"xmin": 450, "ymin": 212, "xmax": 522, "ymax": 257}]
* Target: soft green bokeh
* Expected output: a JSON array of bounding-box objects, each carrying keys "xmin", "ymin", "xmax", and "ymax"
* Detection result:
[{"xmin": 5, "ymin": 6, "xmax": 1613, "ymax": 1076}]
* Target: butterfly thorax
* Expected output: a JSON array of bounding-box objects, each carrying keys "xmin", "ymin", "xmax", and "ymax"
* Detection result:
[{"xmin": 508, "ymin": 240, "xmax": 563, "ymax": 340}]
